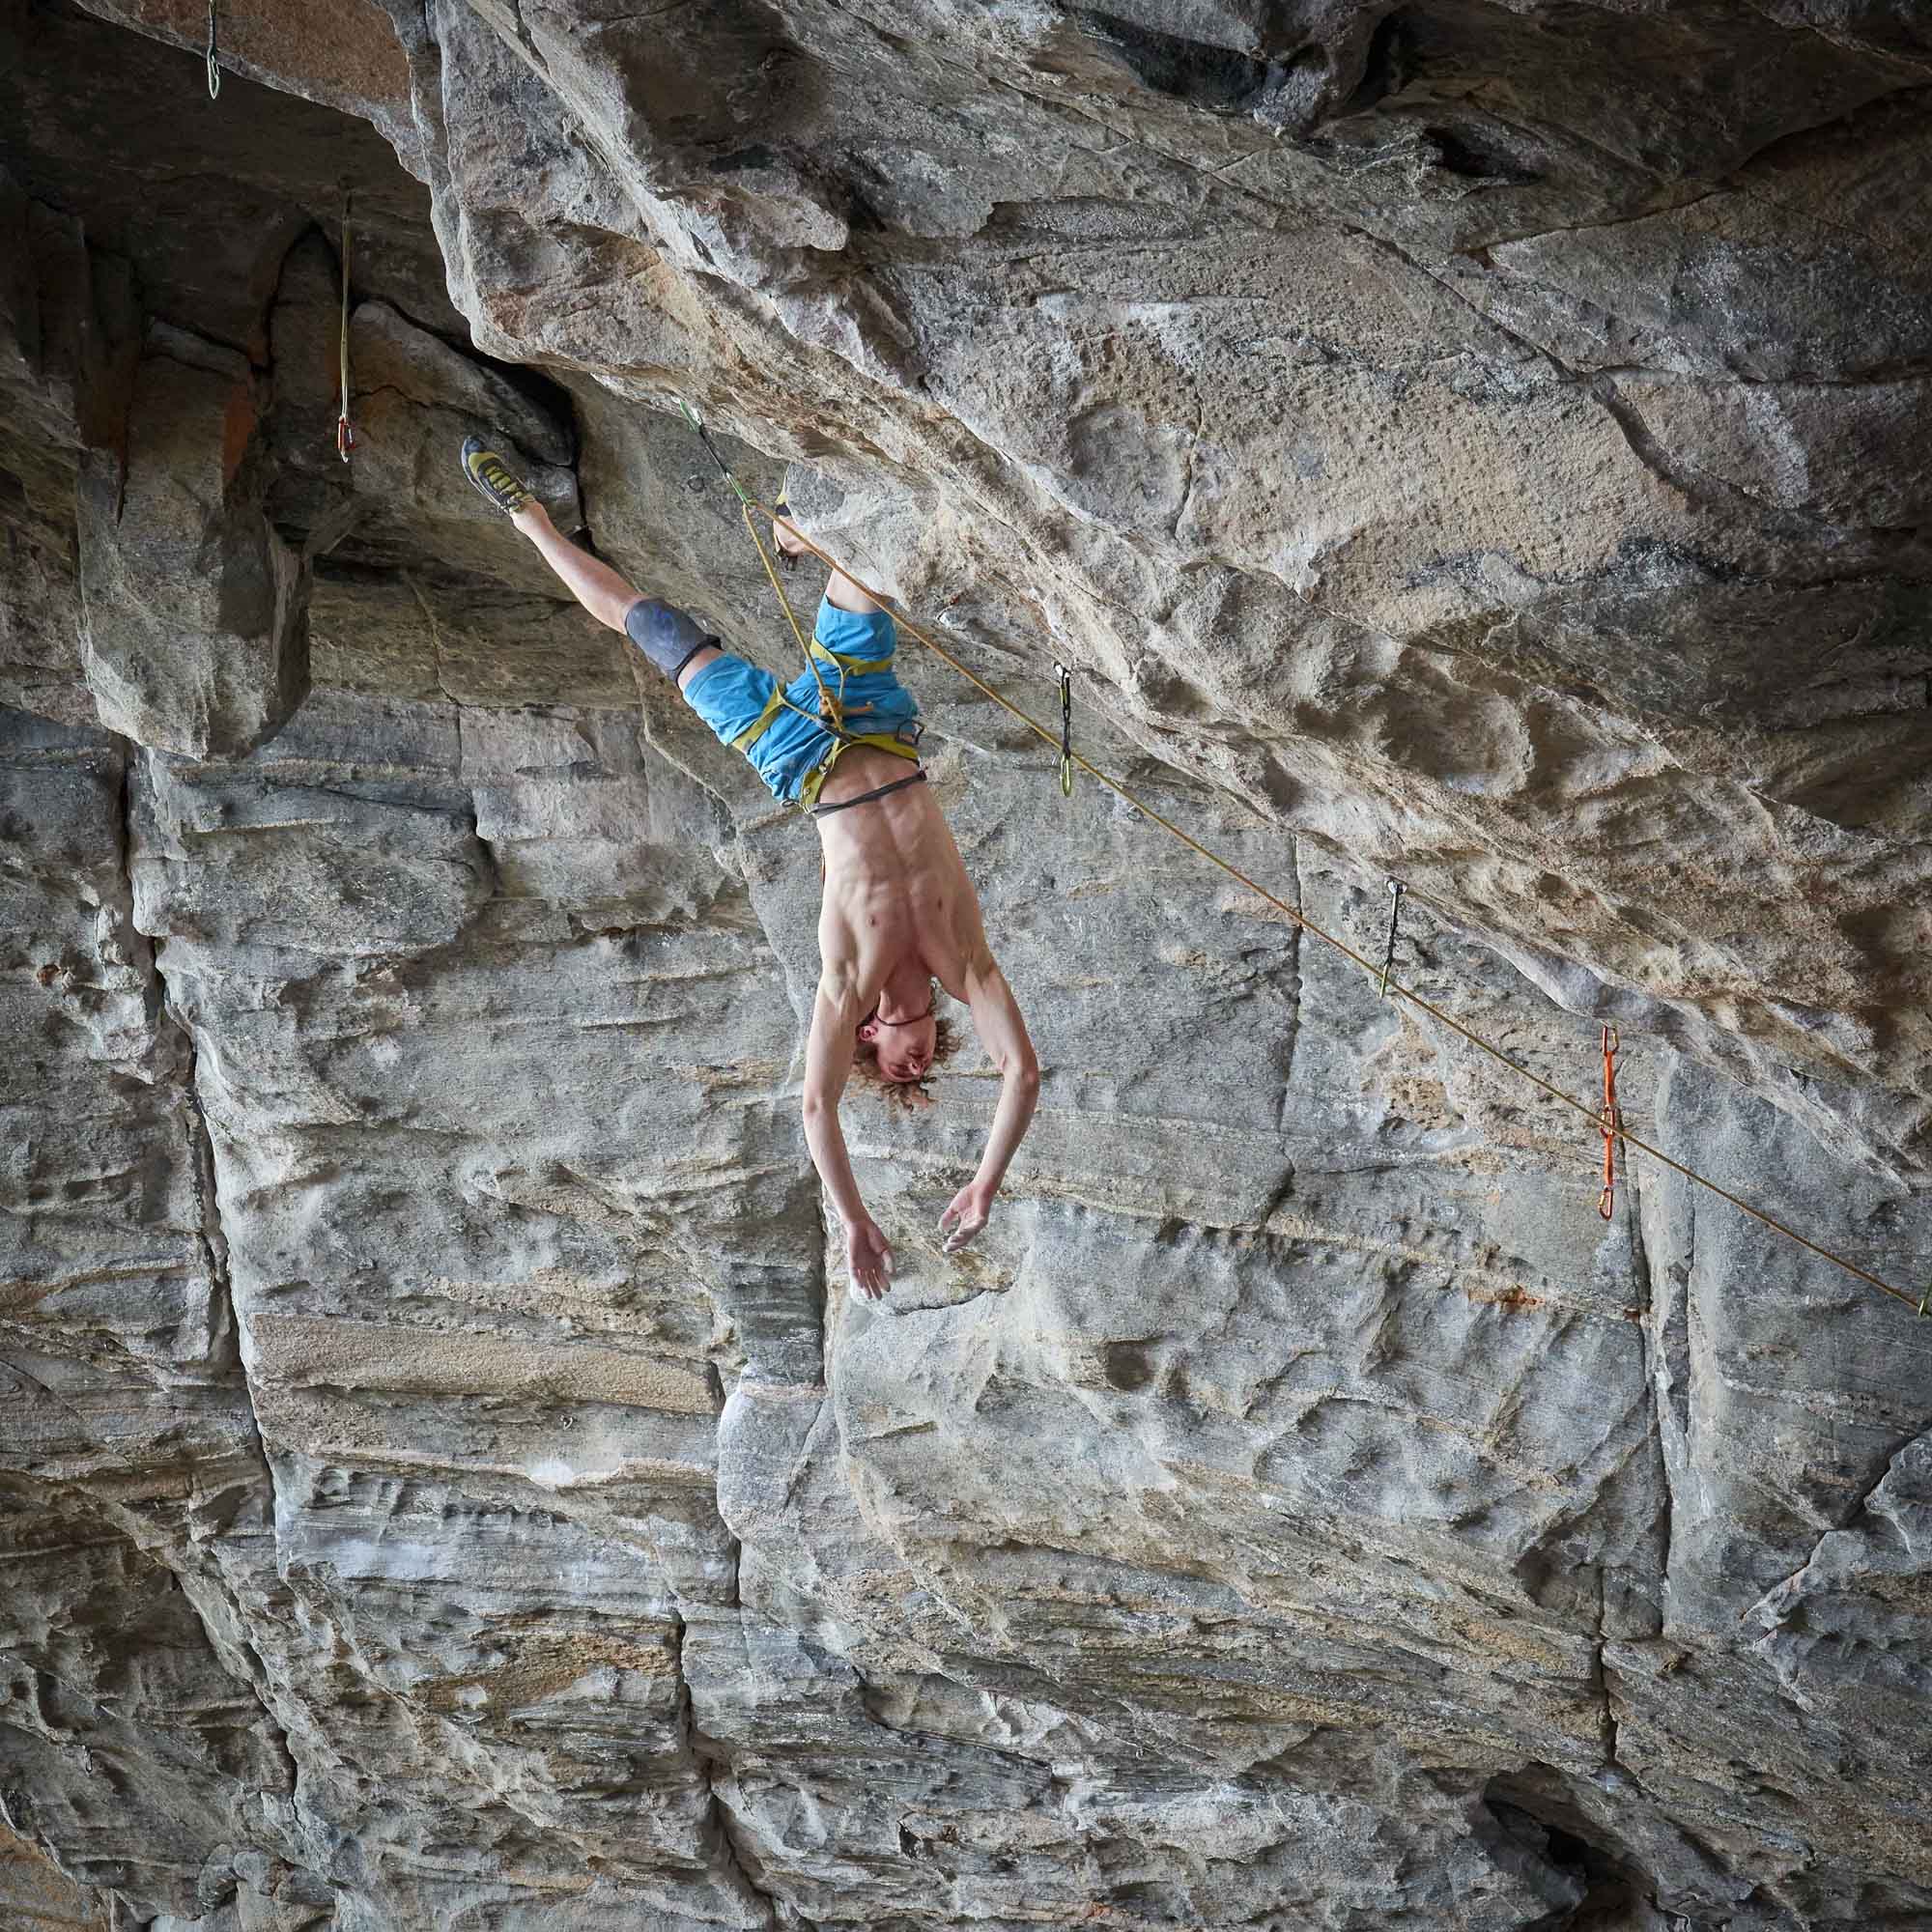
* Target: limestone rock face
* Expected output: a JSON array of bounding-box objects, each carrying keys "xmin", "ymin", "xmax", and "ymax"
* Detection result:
[
  {"xmin": 365, "ymin": 0, "xmax": 1932, "ymax": 1183},
  {"xmin": 5, "ymin": 4, "xmax": 1932, "ymax": 1932}
]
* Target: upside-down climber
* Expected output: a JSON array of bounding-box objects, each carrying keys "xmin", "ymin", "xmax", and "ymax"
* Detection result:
[{"xmin": 462, "ymin": 436, "xmax": 1040, "ymax": 1300}]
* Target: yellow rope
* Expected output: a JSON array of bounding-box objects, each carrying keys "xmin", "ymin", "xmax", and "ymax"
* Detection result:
[
  {"xmin": 336, "ymin": 191, "xmax": 355, "ymax": 464},
  {"xmin": 742, "ymin": 500, "xmax": 844, "ymax": 730},
  {"xmin": 751, "ymin": 497, "xmax": 1924, "ymax": 1317}
]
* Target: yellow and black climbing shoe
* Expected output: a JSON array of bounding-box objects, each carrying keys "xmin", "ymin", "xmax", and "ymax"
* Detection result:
[{"xmin": 461, "ymin": 436, "xmax": 532, "ymax": 516}]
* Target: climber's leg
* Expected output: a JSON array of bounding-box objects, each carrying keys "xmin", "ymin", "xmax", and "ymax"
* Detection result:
[
  {"xmin": 521, "ymin": 499, "xmax": 723, "ymax": 687},
  {"xmin": 514, "ymin": 501, "xmax": 639, "ymax": 632},
  {"xmin": 462, "ymin": 437, "xmax": 721, "ymax": 688}
]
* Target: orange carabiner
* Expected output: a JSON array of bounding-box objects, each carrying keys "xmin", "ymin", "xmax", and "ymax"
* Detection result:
[{"xmin": 1598, "ymin": 1025, "xmax": 1621, "ymax": 1220}]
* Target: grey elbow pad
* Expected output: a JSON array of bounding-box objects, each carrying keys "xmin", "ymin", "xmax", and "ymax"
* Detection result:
[{"xmin": 625, "ymin": 597, "xmax": 718, "ymax": 679}]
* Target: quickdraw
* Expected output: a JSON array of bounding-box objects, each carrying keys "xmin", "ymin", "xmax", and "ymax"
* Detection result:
[
  {"xmin": 1056, "ymin": 663, "xmax": 1074, "ymax": 798},
  {"xmin": 205, "ymin": 0, "xmax": 221, "ymax": 98},
  {"xmin": 1378, "ymin": 880, "xmax": 1405, "ymax": 1000},
  {"xmin": 1598, "ymin": 1025, "xmax": 1622, "ymax": 1221},
  {"xmin": 681, "ymin": 398, "xmax": 753, "ymax": 509}
]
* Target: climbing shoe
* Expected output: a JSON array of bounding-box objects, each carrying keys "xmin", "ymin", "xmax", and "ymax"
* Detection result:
[{"xmin": 461, "ymin": 436, "xmax": 533, "ymax": 516}]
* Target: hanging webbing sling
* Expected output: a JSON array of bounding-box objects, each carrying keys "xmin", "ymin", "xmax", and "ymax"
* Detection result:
[{"xmin": 336, "ymin": 191, "xmax": 356, "ymax": 465}]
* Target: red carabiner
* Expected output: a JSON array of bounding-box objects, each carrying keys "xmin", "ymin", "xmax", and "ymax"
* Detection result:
[{"xmin": 1598, "ymin": 1025, "xmax": 1621, "ymax": 1220}]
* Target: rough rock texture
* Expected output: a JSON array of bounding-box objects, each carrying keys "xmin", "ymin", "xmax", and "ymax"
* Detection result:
[
  {"xmin": 77, "ymin": 323, "xmax": 312, "ymax": 757},
  {"xmin": 5, "ymin": 2, "xmax": 1932, "ymax": 1928}
]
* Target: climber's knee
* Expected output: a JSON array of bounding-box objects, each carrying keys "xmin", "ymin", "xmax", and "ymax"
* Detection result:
[{"xmin": 624, "ymin": 597, "xmax": 718, "ymax": 681}]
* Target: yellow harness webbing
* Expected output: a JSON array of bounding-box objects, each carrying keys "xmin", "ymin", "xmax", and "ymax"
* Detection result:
[{"xmin": 730, "ymin": 641, "xmax": 921, "ymax": 809}]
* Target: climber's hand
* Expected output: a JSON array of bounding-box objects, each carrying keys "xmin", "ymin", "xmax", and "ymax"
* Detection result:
[
  {"xmin": 846, "ymin": 1216, "xmax": 895, "ymax": 1300},
  {"xmin": 938, "ymin": 1182, "xmax": 993, "ymax": 1255}
]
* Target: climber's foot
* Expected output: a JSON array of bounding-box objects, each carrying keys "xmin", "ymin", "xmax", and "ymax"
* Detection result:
[{"xmin": 461, "ymin": 436, "xmax": 533, "ymax": 518}]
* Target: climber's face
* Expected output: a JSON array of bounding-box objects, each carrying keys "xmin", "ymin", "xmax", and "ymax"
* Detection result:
[{"xmin": 859, "ymin": 1010, "xmax": 936, "ymax": 1084}]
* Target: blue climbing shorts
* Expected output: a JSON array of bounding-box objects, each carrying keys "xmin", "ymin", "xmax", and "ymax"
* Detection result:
[{"xmin": 680, "ymin": 598, "xmax": 923, "ymax": 806}]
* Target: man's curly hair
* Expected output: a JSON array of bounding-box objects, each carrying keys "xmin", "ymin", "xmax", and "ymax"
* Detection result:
[{"xmin": 850, "ymin": 984, "xmax": 960, "ymax": 1111}]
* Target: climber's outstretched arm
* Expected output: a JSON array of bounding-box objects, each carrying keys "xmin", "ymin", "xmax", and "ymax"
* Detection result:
[
  {"xmin": 939, "ymin": 950, "xmax": 1039, "ymax": 1254},
  {"xmin": 802, "ymin": 980, "xmax": 895, "ymax": 1299}
]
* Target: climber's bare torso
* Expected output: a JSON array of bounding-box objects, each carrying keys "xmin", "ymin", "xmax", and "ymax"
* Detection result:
[
  {"xmin": 814, "ymin": 748, "xmax": 981, "ymax": 1012},
  {"xmin": 800, "ymin": 742, "xmax": 1037, "ymax": 1298}
]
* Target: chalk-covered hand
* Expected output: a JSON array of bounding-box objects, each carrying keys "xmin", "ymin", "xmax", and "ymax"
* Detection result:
[
  {"xmin": 938, "ymin": 1182, "xmax": 993, "ymax": 1255},
  {"xmin": 846, "ymin": 1216, "xmax": 895, "ymax": 1299}
]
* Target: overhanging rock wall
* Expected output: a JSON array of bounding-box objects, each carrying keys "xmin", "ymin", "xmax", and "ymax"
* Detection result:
[{"xmin": 3, "ymin": 3, "xmax": 1932, "ymax": 1929}]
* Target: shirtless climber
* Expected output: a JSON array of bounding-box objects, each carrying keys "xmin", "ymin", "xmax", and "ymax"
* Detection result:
[{"xmin": 461, "ymin": 437, "xmax": 1040, "ymax": 1299}]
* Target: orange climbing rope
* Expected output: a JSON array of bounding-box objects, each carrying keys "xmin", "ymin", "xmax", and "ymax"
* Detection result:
[
  {"xmin": 1599, "ymin": 1026, "xmax": 1622, "ymax": 1222},
  {"xmin": 745, "ymin": 493, "xmax": 1926, "ymax": 1319}
]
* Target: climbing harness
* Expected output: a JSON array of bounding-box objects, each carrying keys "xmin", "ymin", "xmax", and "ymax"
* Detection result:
[
  {"xmin": 1378, "ymin": 880, "xmax": 1405, "ymax": 1000},
  {"xmin": 1056, "ymin": 663, "xmax": 1075, "ymax": 798},
  {"xmin": 335, "ymin": 192, "xmax": 356, "ymax": 465},
  {"xmin": 724, "ymin": 488, "xmax": 1929, "ymax": 1319},
  {"xmin": 1598, "ymin": 1026, "xmax": 1622, "ymax": 1222},
  {"xmin": 205, "ymin": 0, "xmax": 220, "ymax": 97},
  {"xmin": 810, "ymin": 767, "xmax": 929, "ymax": 818}
]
